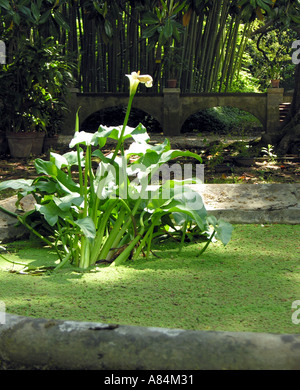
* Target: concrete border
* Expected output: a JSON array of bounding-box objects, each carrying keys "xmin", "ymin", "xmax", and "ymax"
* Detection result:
[{"xmin": 0, "ymin": 313, "xmax": 300, "ymax": 370}]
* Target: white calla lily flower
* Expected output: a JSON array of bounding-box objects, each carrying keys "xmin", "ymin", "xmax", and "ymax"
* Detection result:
[{"xmin": 126, "ymin": 71, "xmax": 153, "ymax": 96}]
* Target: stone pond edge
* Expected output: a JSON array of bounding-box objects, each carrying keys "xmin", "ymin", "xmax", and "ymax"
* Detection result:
[{"xmin": 0, "ymin": 313, "xmax": 300, "ymax": 370}]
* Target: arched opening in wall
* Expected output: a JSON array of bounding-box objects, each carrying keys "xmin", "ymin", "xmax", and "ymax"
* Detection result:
[
  {"xmin": 181, "ymin": 107, "xmax": 263, "ymax": 138},
  {"xmin": 81, "ymin": 106, "xmax": 163, "ymax": 133}
]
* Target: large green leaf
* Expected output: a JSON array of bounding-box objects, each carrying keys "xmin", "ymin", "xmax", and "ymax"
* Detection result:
[
  {"xmin": 53, "ymin": 194, "xmax": 84, "ymax": 212},
  {"xmin": 31, "ymin": 2, "xmax": 40, "ymax": 21},
  {"xmin": 159, "ymin": 149, "xmax": 202, "ymax": 164},
  {"xmin": 0, "ymin": 179, "xmax": 34, "ymax": 191},
  {"xmin": 74, "ymin": 217, "xmax": 96, "ymax": 241},
  {"xmin": 33, "ymin": 178, "xmax": 58, "ymax": 194},
  {"xmin": 64, "ymin": 150, "xmax": 85, "ymax": 166},
  {"xmin": 36, "ymin": 202, "xmax": 70, "ymax": 226},
  {"xmin": 35, "ymin": 159, "xmax": 58, "ymax": 176},
  {"xmin": 104, "ymin": 20, "xmax": 113, "ymax": 38},
  {"xmin": 142, "ymin": 11, "xmax": 159, "ymax": 25},
  {"xmin": 94, "ymin": 123, "xmax": 149, "ymax": 147},
  {"xmin": 206, "ymin": 215, "xmax": 233, "ymax": 245},
  {"xmin": 50, "ymin": 152, "xmax": 69, "ymax": 169},
  {"xmin": 163, "ymin": 18, "xmax": 173, "ymax": 39},
  {"xmin": 39, "ymin": 10, "xmax": 51, "ymax": 24},
  {"xmin": 34, "ymin": 159, "xmax": 79, "ymax": 194},
  {"xmin": 215, "ymin": 219, "xmax": 233, "ymax": 245},
  {"xmin": 129, "ymin": 142, "xmax": 202, "ymax": 183},
  {"xmin": 69, "ymin": 131, "xmax": 95, "ymax": 147},
  {"xmin": 50, "ymin": 150, "xmax": 84, "ymax": 169},
  {"xmin": 148, "ymin": 184, "xmax": 207, "ymax": 231},
  {"xmin": 142, "ymin": 24, "xmax": 159, "ymax": 39},
  {"xmin": 52, "ymin": 10, "xmax": 70, "ymax": 30},
  {"xmin": 0, "ymin": 0, "xmax": 11, "ymax": 10},
  {"xmin": 127, "ymin": 138, "xmax": 170, "ymax": 159},
  {"xmin": 130, "ymin": 123, "xmax": 150, "ymax": 143},
  {"xmin": 18, "ymin": 5, "xmax": 34, "ymax": 22},
  {"xmin": 158, "ymin": 202, "xmax": 206, "ymax": 232}
]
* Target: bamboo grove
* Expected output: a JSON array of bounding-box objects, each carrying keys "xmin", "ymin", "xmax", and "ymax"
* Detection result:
[
  {"xmin": 0, "ymin": 0, "xmax": 263, "ymax": 94},
  {"xmin": 1, "ymin": 0, "xmax": 298, "ymax": 94},
  {"xmin": 60, "ymin": 0, "xmax": 253, "ymax": 93}
]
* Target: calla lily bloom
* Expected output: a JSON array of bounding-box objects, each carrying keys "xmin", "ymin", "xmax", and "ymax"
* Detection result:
[
  {"xmin": 112, "ymin": 72, "xmax": 153, "ymax": 160},
  {"xmin": 126, "ymin": 71, "xmax": 153, "ymax": 96}
]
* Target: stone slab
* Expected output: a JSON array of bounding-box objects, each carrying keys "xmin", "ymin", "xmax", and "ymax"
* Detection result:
[
  {"xmin": 195, "ymin": 183, "xmax": 300, "ymax": 224},
  {"xmin": 0, "ymin": 184, "xmax": 299, "ymax": 243},
  {"xmin": 0, "ymin": 195, "xmax": 35, "ymax": 243}
]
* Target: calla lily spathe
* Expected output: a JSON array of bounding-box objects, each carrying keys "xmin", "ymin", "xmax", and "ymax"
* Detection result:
[{"xmin": 126, "ymin": 71, "xmax": 153, "ymax": 96}]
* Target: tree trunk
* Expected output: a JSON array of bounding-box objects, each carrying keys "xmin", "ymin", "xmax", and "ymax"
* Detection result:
[
  {"xmin": 253, "ymin": 21, "xmax": 300, "ymax": 155},
  {"xmin": 262, "ymin": 57, "xmax": 300, "ymax": 155},
  {"xmin": 276, "ymin": 62, "xmax": 300, "ymax": 154}
]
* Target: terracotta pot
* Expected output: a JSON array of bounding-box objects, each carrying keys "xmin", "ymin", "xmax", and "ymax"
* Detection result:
[
  {"xmin": 6, "ymin": 132, "xmax": 41, "ymax": 158},
  {"xmin": 167, "ymin": 79, "xmax": 177, "ymax": 88},
  {"xmin": 31, "ymin": 132, "xmax": 46, "ymax": 155},
  {"xmin": 271, "ymin": 79, "xmax": 280, "ymax": 88}
]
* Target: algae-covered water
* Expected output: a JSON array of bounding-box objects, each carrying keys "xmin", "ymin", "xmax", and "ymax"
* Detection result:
[{"xmin": 0, "ymin": 224, "xmax": 299, "ymax": 334}]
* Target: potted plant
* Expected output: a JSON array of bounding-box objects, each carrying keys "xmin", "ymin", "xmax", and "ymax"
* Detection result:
[
  {"xmin": 164, "ymin": 45, "xmax": 183, "ymax": 88},
  {"xmin": 269, "ymin": 63, "xmax": 282, "ymax": 88},
  {"xmin": 0, "ymin": 37, "xmax": 73, "ymax": 158}
]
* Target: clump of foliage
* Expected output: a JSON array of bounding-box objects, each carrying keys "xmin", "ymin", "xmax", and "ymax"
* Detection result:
[
  {"xmin": 0, "ymin": 37, "xmax": 74, "ymax": 135},
  {"xmin": 0, "ymin": 73, "xmax": 233, "ymax": 271}
]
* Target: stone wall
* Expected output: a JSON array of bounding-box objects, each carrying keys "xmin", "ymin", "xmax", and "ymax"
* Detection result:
[{"xmin": 62, "ymin": 89, "xmax": 293, "ymax": 136}]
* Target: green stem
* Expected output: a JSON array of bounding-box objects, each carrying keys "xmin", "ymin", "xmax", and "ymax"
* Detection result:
[
  {"xmin": 98, "ymin": 207, "xmax": 127, "ymax": 261},
  {"xmin": 92, "ymin": 170, "xmax": 109, "ymax": 225},
  {"xmin": 90, "ymin": 200, "xmax": 118, "ymax": 264},
  {"xmin": 0, "ymin": 205, "xmax": 18, "ymax": 218},
  {"xmin": 88, "ymin": 153, "xmax": 95, "ymax": 209},
  {"xmin": 77, "ymin": 145, "xmax": 84, "ymax": 197},
  {"xmin": 79, "ymin": 237, "xmax": 91, "ymax": 269},
  {"xmin": 111, "ymin": 92, "xmax": 135, "ymax": 161},
  {"xmin": 54, "ymin": 251, "xmax": 72, "ymax": 271},
  {"xmin": 132, "ymin": 225, "xmax": 153, "ymax": 261},
  {"xmin": 179, "ymin": 221, "xmax": 188, "ymax": 253},
  {"xmin": 75, "ymin": 110, "xmax": 84, "ymax": 196},
  {"xmin": 113, "ymin": 233, "xmax": 143, "ymax": 266},
  {"xmin": 83, "ymin": 146, "xmax": 91, "ymax": 218},
  {"xmin": 197, "ymin": 230, "xmax": 216, "ymax": 257},
  {"xmin": 17, "ymin": 216, "xmax": 54, "ymax": 248},
  {"xmin": 0, "ymin": 252, "xmax": 28, "ymax": 267},
  {"xmin": 107, "ymin": 198, "xmax": 142, "ymax": 255}
]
